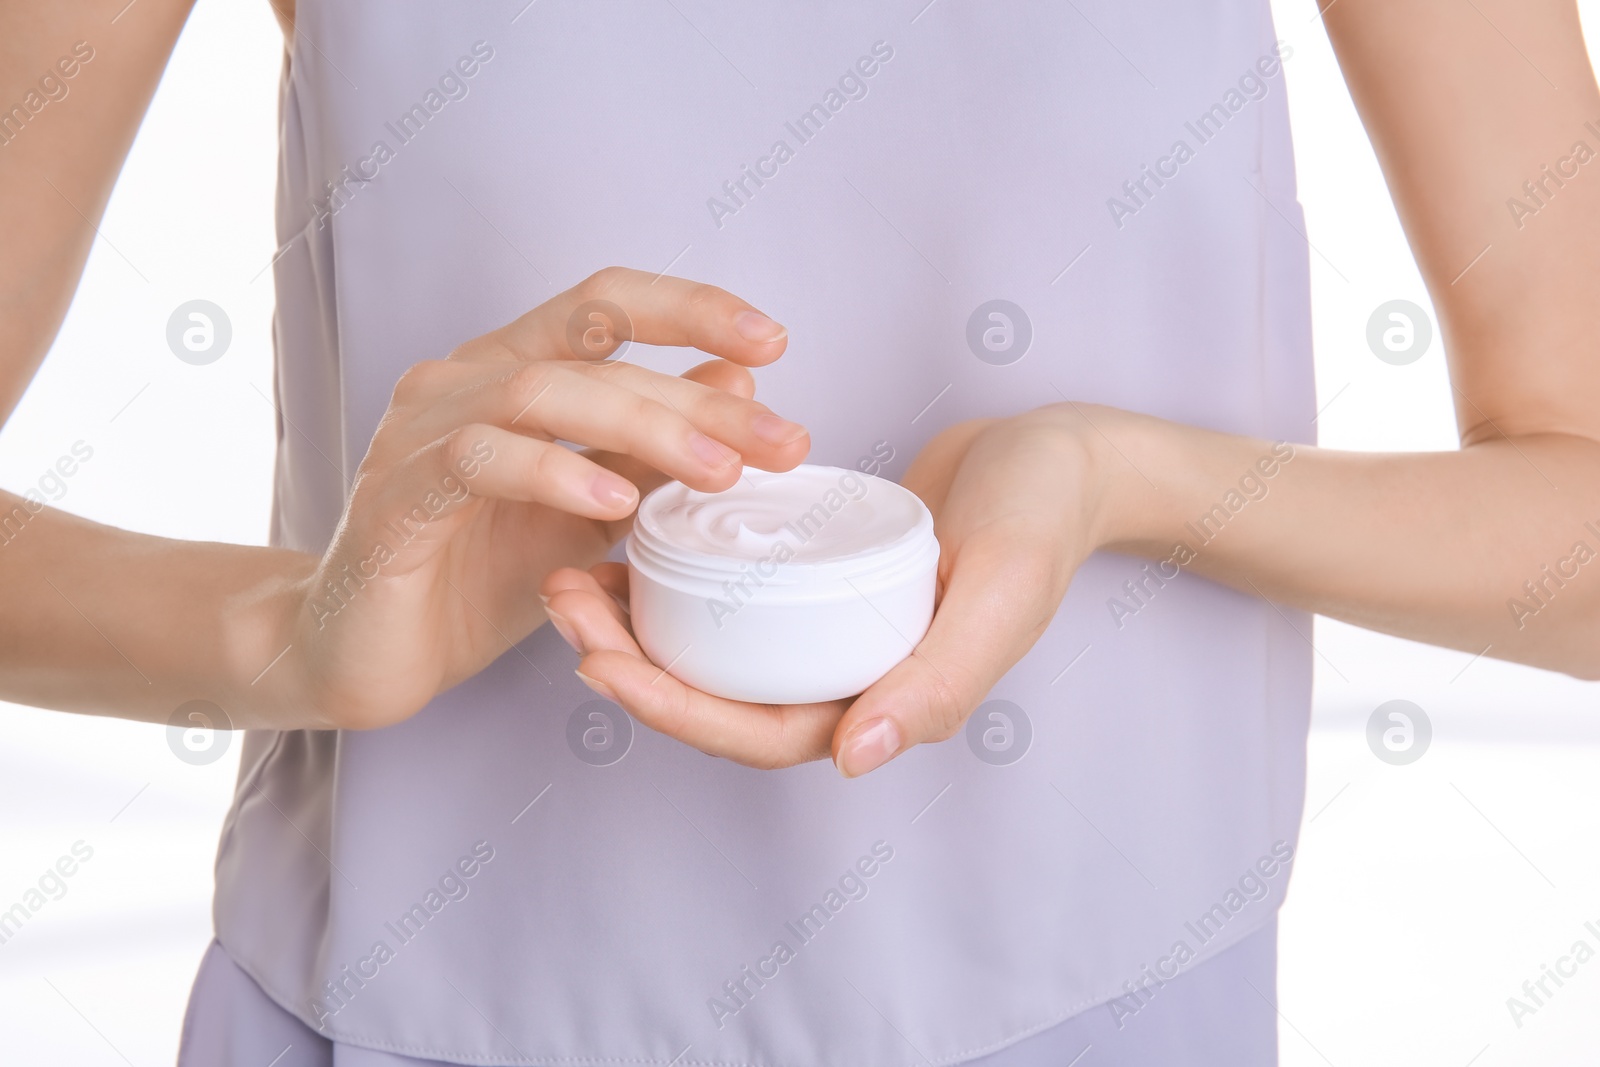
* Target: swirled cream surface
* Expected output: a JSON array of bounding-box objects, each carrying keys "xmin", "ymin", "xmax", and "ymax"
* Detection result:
[{"xmin": 635, "ymin": 464, "xmax": 926, "ymax": 565}]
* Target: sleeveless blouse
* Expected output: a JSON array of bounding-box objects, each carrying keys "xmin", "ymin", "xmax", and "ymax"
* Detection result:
[{"xmin": 215, "ymin": 2, "xmax": 1314, "ymax": 1064}]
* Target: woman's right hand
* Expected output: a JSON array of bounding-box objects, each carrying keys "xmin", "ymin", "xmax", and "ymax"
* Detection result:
[{"xmin": 259, "ymin": 267, "xmax": 810, "ymax": 730}]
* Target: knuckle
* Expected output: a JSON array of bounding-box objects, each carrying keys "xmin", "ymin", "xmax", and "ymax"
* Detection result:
[
  {"xmin": 390, "ymin": 360, "xmax": 447, "ymax": 405},
  {"xmin": 453, "ymin": 334, "xmax": 518, "ymax": 364},
  {"xmin": 765, "ymin": 708, "xmax": 825, "ymax": 769},
  {"xmin": 617, "ymin": 392, "xmax": 668, "ymax": 450},
  {"xmin": 916, "ymin": 657, "xmax": 975, "ymax": 742},
  {"xmin": 508, "ymin": 363, "xmax": 557, "ymax": 413},
  {"xmin": 632, "ymin": 388, "xmax": 668, "ymax": 427},
  {"xmin": 745, "ymin": 710, "xmax": 784, "ymax": 770},
  {"xmin": 578, "ymin": 265, "xmax": 629, "ymax": 300},
  {"xmin": 647, "ymin": 677, "xmax": 694, "ymax": 740},
  {"xmin": 511, "ymin": 360, "xmax": 552, "ymax": 392},
  {"xmin": 528, "ymin": 440, "xmax": 566, "ymax": 485},
  {"xmin": 345, "ymin": 468, "xmax": 385, "ymax": 508},
  {"xmin": 684, "ymin": 281, "xmax": 725, "ymax": 313},
  {"xmin": 439, "ymin": 426, "xmax": 484, "ymax": 471},
  {"xmin": 444, "ymin": 335, "xmax": 488, "ymax": 362}
]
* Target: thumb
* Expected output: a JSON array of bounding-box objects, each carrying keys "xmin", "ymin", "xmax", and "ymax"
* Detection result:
[{"xmin": 830, "ymin": 526, "xmax": 1062, "ymax": 777}]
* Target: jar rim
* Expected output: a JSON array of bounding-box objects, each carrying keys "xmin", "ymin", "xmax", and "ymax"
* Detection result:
[{"xmin": 628, "ymin": 466, "xmax": 938, "ymax": 590}]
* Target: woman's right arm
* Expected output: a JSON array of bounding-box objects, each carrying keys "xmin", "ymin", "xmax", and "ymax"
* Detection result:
[
  {"xmin": 2, "ymin": 267, "xmax": 807, "ymax": 731},
  {"xmin": 0, "ymin": 0, "xmax": 264, "ymax": 728},
  {"xmin": 1, "ymin": 3, "xmax": 811, "ymax": 732}
]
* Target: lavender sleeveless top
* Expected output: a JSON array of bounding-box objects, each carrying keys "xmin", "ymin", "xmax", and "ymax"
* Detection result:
[{"xmin": 216, "ymin": 2, "xmax": 1313, "ymax": 1063}]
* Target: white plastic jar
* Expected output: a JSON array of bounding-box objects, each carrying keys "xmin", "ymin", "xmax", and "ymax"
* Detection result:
[{"xmin": 626, "ymin": 464, "xmax": 940, "ymax": 704}]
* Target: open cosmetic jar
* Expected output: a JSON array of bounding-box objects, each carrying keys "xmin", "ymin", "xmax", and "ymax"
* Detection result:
[{"xmin": 626, "ymin": 464, "xmax": 940, "ymax": 704}]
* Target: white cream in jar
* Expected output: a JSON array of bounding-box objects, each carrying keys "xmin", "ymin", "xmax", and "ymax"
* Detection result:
[{"xmin": 626, "ymin": 463, "xmax": 940, "ymax": 704}]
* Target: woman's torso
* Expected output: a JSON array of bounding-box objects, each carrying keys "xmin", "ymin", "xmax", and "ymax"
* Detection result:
[{"xmin": 217, "ymin": 3, "xmax": 1314, "ymax": 1064}]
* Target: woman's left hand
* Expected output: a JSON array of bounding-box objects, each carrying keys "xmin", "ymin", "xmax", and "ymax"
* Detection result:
[{"xmin": 542, "ymin": 406, "xmax": 1111, "ymax": 774}]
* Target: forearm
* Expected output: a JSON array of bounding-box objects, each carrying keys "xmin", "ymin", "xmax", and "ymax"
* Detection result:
[
  {"xmin": 0, "ymin": 492, "xmax": 318, "ymax": 726},
  {"xmin": 1068, "ymin": 1, "xmax": 1600, "ymax": 680},
  {"xmin": 0, "ymin": 0, "xmax": 196, "ymax": 421},
  {"xmin": 1079, "ymin": 405, "xmax": 1600, "ymax": 679}
]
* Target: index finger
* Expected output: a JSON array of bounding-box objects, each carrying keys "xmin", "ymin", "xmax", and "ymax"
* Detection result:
[{"xmin": 462, "ymin": 266, "xmax": 789, "ymax": 367}]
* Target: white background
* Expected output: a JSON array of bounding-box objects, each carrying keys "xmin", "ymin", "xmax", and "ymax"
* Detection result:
[{"xmin": 2, "ymin": 1, "xmax": 1600, "ymax": 1064}]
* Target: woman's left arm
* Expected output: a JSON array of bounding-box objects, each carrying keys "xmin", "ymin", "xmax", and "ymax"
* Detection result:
[
  {"xmin": 824, "ymin": 0, "xmax": 1600, "ymax": 773},
  {"xmin": 549, "ymin": 0, "xmax": 1600, "ymax": 775},
  {"xmin": 1096, "ymin": 0, "xmax": 1600, "ymax": 676}
]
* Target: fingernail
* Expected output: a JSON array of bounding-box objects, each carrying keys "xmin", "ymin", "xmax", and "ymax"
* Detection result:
[
  {"xmin": 837, "ymin": 717, "xmax": 901, "ymax": 777},
  {"xmin": 690, "ymin": 432, "xmax": 740, "ymax": 470},
  {"xmin": 751, "ymin": 412, "xmax": 807, "ymax": 446},
  {"xmin": 589, "ymin": 470, "xmax": 638, "ymax": 509},
  {"xmin": 734, "ymin": 310, "xmax": 786, "ymax": 343},
  {"xmin": 575, "ymin": 669, "xmax": 618, "ymax": 701},
  {"xmin": 546, "ymin": 607, "xmax": 584, "ymax": 655}
]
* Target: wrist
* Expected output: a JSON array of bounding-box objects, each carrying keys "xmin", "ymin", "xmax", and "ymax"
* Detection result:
[
  {"xmin": 1035, "ymin": 401, "xmax": 1149, "ymax": 555},
  {"xmin": 1050, "ymin": 403, "xmax": 1305, "ymax": 570},
  {"xmin": 219, "ymin": 549, "xmax": 325, "ymax": 728}
]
